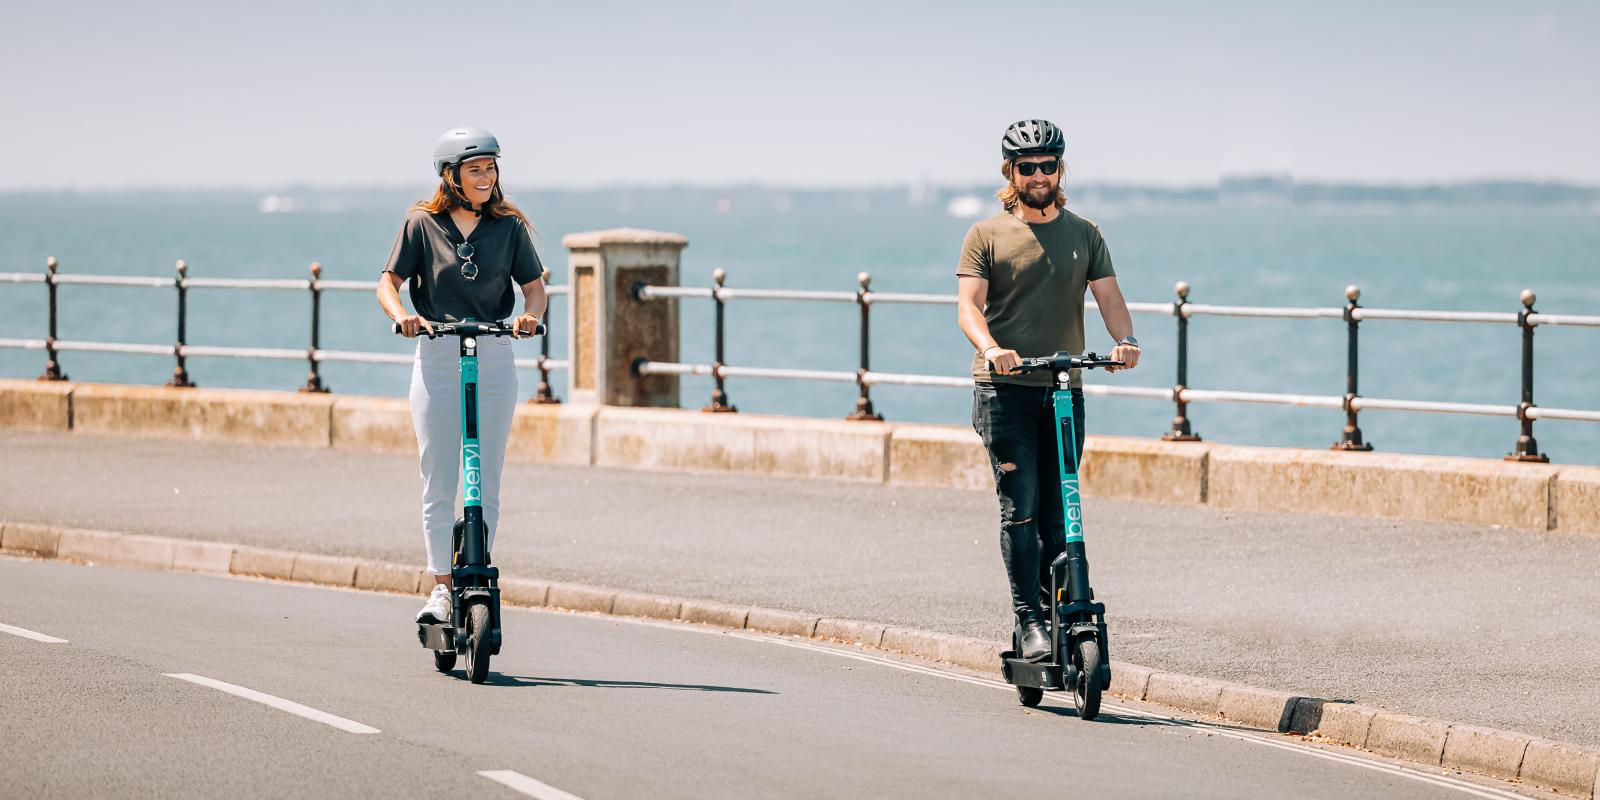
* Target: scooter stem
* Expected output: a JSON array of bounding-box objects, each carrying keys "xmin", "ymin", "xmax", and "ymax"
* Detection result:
[
  {"xmin": 1052, "ymin": 370, "xmax": 1094, "ymax": 605},
  {"xmin": 458, "ymin": 334, "xmax": 488, "ymax": 568}
]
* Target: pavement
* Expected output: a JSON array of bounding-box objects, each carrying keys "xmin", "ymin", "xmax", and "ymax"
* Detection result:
[
  {"xmin": 2, "ymin": 429, "xmax": 1599, "ymax": 750},
  {"xmin": 0, "ymin": 556, "xmax": 1549, "ymax": 800}
]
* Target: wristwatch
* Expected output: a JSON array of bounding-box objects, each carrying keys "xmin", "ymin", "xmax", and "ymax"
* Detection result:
[{"xmin": 1117, "ymin": 336, "xmax": 1140, "ymax": 349}]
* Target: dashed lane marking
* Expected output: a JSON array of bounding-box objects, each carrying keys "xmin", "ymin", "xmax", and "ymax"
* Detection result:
[
  {"xmin": 0, "ymin": 620, "xmax": 68, "ymax": 646},
  {"xmin": 163, "ymin": 673, "xmax": 381, "ymax": 734},
  {"xmin": 478, "ymin": 770, "xmax": 588, "ymax": 800}
]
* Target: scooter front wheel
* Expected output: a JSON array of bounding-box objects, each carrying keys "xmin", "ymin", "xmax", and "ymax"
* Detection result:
[
  {"xmin": 1074, "ymin": 638, "xmax": 1102, "ymax": 720},
  {"xmin": 465, "ymin": 602, "xmax": 492, "ymax": 684}
]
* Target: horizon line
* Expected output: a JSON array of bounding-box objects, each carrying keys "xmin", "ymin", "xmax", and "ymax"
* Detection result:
[{"xmin": 4, "ymin": 175, "xmax": 1600, "ymax": 196}]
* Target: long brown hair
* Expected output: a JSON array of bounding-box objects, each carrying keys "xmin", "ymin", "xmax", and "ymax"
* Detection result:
[
  {"xmin": 995, "ymin": 159, "xmax": 1068, "ymax": 212},
  {"xmin": 412, "ymin": 161, "xmax": 536, "ymax": 233}
]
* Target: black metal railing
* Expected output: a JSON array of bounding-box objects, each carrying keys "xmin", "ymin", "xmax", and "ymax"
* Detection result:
[
  {"xmin": 0, "ymin": 259, "xmax": 567, "ymax": 403},
  {"xmin": 7, "ymin": 257, "xmax": 1599, "ymax": 462},
  {"xmin": 633, "ymin": 271, "xmax": 1600, "ymax": 463}
]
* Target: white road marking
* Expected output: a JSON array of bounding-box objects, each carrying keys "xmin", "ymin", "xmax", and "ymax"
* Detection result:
[
  {"xmin": 0, "ymin": 622, "xmax": 68, "ymax": 643},
  {"xmin": 478, "ymin": 770, "xmax": 587, "ymax": 800},
  {"xmin": 722, "ymin": 631, "xmax": 1534, "ymax": 800},
  {"xmin": 163, "ymin": 673, "xmax": 381, "ymax": 734},
  {"xmin": 74, "ymin": 571, "xmax": 1528, "ymax": 798}
]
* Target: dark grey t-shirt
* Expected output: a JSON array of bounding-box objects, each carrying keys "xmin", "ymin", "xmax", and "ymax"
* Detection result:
[{"xmin": 382, "ymin": 210, "xmax": 543, "ymax": 323}]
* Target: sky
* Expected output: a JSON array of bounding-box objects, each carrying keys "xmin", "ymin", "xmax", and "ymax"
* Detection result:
[{"xmin": 2, "ymin": 0, "xmax": 1597, "ymax": 190}]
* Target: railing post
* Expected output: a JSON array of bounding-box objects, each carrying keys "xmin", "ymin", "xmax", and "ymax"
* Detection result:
[
  {"xmin": 847, "ymin": 271, "xmax": 883, "ymax": 421},
  {"xmin": 1507, "ymin": 289, "xmax": 1549, "ymax": 462},
  {"xmin": 37, "ymin": 256, "xmax": 68, "ymax": 382},
  {"xmin": 530, "ymin": 268, "xmax": 561, "ymax": 405},
  {"xmin": 1333, "ymin": 283, "xmax": 1373, "ymax": 451},
  {"xmin": 166, "ymin": 260, "xmax": 195, "ymax": 388},
  {"xmin": 300, "ymin": 262, "xmax": 329, "ymax": 393},
  {"xmin": 1162, "ymin": 281, "xmax": 1200, "ymax": 441},
  {"xmin": 703, "ymin": 268, "xmax": 736, "ymax": 413}
]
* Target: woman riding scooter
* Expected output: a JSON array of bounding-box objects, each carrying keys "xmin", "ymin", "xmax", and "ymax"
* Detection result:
[{"xmin": 375, "ymin": 127, "xmax": 547, "ymax": 624}]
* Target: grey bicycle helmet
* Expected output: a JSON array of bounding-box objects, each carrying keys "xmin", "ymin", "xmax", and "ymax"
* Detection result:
[
  {"xmin": 432, "ymin": 127, "xmax": 502, "ymax": 176},
  {"xmin": 1001, "ymin": 119, "xmax": 1065, "ymax": 160},
  {"xmin": 432, "ymin": 127, "xmax": 503, "ymax": 216}
]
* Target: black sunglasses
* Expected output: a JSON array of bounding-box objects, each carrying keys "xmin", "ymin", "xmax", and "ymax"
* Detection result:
[
  {"xmin": 455, "ymin": 242, "xmax": 479, "ymax": 281},
  {"xmin": 1014, "ymin": 160, "xmax": 1060, "ymax": 177}
]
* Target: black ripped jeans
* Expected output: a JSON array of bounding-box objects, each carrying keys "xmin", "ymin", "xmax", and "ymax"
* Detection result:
[{"xmin": 971, "ymin": 382, "xmax": 1086, "ymax": 622}]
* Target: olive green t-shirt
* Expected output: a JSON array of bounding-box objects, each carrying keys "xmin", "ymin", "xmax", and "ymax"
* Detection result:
[{"xmin": 956, "ymin": 210, "xmax": 1115, "ymax": 388}]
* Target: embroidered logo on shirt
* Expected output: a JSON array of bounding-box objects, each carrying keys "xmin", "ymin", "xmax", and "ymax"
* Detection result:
[{"xmin": 1072, "ymin": 250, "xmax": 1079, "ymax": 260}]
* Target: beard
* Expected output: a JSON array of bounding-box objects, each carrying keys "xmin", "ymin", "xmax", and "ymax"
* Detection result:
[{"xmin": 1019, "ymin": 182, "xmax": 1056, "ymax": 210}]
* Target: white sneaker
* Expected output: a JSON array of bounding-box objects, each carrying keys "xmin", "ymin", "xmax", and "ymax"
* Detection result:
[{"xmin": 416, "ymin": 584, "xmax": 451, "ymax": 623}]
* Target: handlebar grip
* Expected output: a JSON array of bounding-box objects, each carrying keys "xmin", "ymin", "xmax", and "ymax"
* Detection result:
[{"xmin": 392, "ymin": 320, "xmax": 439, "ymax": 339}]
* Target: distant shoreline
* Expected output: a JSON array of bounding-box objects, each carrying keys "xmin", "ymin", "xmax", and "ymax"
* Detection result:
[{"xmin": 6, "ymin": 178, "xmax": 1600, "ymax": 209}]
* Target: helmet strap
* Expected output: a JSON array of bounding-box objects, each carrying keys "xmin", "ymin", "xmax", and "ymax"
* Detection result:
[{"xmin": 446, "ymin": 164, "xmax": 486, "ymax": 218}]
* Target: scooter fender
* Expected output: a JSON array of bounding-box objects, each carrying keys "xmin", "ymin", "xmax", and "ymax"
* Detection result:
[
  {"xmin": 1060, "ymin": 625, "xmax": 1103, "ymax": 688},
  {"xmin": 1067, "ymin": 623, "xmax": 1113, "ymax": 691},
  {"xmin": 1065, "ymin": 625, "xmax": 1113, "ymax": 691},
  {"xmin": 459, "ymin": 590, "xmax": 500, "ymax": 655}
]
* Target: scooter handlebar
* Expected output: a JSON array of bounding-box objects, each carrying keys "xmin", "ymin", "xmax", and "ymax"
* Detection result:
[
  {"xmin": 391, "ymin": 320, "xmax": 545, "ymax": 338},
  {"xmin": 1012, "ymin": 351, "xmax": 1125, "ymax": 373}
]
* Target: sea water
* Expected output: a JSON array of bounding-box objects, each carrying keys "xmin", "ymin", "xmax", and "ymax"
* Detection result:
[{"xmin": 2, "ymin": 188, "xmax": 1595, "ymax": 465}]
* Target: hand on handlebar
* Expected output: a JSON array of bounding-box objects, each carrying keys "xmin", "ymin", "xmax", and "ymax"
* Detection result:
[
  {"xmin": 512, "ymin": 313, "xmax": 541, "ymax": 339},
  {"xmin": 395, "ymin": 315, "xmax": 434, "ymax": 338},
  {"xmin": 1106, "ymin": 343, "xmax": 1140, "ymax": 372},
  {"xmin": 985, "ymin": 345, "xmax": 1022, "ymax": 376}
]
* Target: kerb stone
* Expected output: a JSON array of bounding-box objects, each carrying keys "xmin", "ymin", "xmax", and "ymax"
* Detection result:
[
  {"xmin": 1366, "ymin": 712, "xmax": 1448, "ymax": 765},
  {"xmin": 1441, "ymin": 724, "xmax": 1531, "ymax": 782}
]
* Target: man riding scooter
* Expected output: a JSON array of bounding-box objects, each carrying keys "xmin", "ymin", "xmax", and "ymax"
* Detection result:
[{"xmin": 956, "ymin": 119, "xmax": 1141, "ymax": 661}]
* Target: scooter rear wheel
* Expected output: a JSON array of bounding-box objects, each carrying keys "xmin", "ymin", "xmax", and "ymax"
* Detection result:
[
  {"xmin": 433, "ymin": 649, "xmax": 457, "ymax": 674},
  {"xmin": 465, "ymin": 602, "xmax": 492, "ymax": 684},
  {"xmin": 1017, "ymin": 686, "xmax": 1044, "ymax": 707},
  {"xmin": 1074, "ymin": 638, "xmax": 1102, "ymax": 720}
]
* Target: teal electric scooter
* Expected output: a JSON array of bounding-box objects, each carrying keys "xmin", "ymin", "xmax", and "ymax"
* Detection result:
[
  {"xmin": 998, "ymin": 351, "xmax": 1122, "ymax": 720},
  {"xmin": 395, "ymin": 319, "xmax": 541, "ymax": 684}
]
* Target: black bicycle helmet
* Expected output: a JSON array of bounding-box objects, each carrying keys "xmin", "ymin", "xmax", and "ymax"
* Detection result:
[{"xmin": 1001, "ymin": 119, "xmax": 1065, "ymax": 160}]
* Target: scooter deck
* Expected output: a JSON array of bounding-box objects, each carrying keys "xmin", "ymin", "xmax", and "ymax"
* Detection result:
[
  {"xmin": 1000, "ymin": 651, "xmax": 1065, "ymax": 690},
  {"xmin": 417, "ymin": 623, "xmax": 454, "ymax": 651}
]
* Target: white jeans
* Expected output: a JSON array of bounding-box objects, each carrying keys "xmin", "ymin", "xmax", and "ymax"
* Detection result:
[{"xmin": 409, "ymin": 334, "xmax": 518, "ymax": 575}]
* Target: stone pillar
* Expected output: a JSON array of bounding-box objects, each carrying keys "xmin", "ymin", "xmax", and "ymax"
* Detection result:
[{"xmin": 562, "ymin": 228, "xmax": 686, "ymax": 407}]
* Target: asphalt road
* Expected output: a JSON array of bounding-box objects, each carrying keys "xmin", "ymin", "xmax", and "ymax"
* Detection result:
[
  {"xmin": 0, "ymin": 557, "xmax": 1546, "ymax": 800},
  {"xmin": 2, "ymin": 429, "xmax": 1599, "ymax": 748}
]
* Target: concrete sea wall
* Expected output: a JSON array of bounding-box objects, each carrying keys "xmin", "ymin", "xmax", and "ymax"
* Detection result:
[{"xmin": 3, "ymin": 378, "xmax": 1593, "ymax": 535}]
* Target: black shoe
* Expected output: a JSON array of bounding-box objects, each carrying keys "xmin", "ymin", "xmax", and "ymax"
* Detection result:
[{"xmin": 1020, "ymin": 618, "xmax": 1050, "ymax": 661}]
